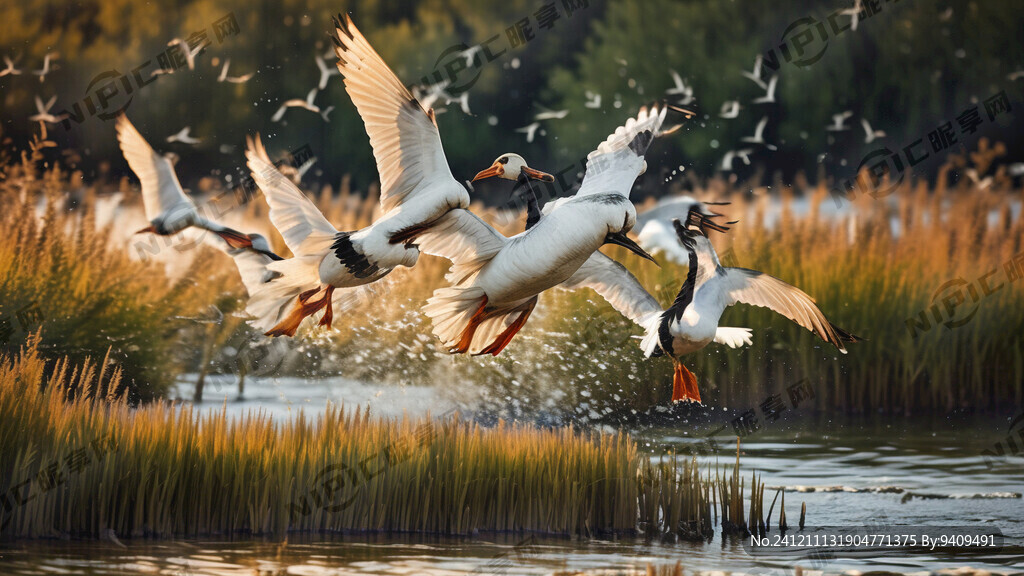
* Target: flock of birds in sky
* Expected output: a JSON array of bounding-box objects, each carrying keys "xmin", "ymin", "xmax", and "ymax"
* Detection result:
[
  {"xmin": 11, "ymin": 2, "xmax": 1024, "ymax": 182},
  {"xmin": 99, "ymin": 15, "xmax": 862, "ymax": 404}
]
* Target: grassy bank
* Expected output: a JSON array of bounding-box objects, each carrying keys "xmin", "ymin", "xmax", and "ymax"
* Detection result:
[{"xmin": 0, "ymin": 341, "xmax": 770, "ymax": 540}]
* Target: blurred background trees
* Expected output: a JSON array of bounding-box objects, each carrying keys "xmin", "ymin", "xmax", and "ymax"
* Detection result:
[{"xmin": 1, "ymin": 0, "xmax": 1022, "ymax": 203}]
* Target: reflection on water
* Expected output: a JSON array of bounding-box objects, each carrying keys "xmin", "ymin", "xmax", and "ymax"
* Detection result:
[
  {"xmin": 172, "ymin": 374, "xmax": 458, "ymax": 421},
  {"xmin": 6, "ymin": 387, "xmax": 1023, "ymax": 575}
]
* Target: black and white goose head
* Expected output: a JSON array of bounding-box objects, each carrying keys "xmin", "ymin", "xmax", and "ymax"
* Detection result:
[
  {"xmin": 673, "ymin": 219, "xmax": 700, "ymax": 252},
  {"xmin": 670, "ymin": 205, "xmax": 734, "ymax": 248},
  {"xmin": 472, "ymin": 153, "xmax": 554, "ymax": 183}
]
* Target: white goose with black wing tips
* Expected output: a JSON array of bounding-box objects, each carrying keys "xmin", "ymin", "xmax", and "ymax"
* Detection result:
[
  {"xmin": 240, "ymin": 135, "xmax": 400, "ymax": 335},
  {"xmin": 238, "ymin": 15, "xmax": 552, "ymax": 337},
  {"xmin": 413, "ymin": 104, "xmax": 674, "ymax": 356},
  {"xmin": 115, "ymin": 113, "xmax": 275, "ymax": 258},
  {"xmin": 638, "ymin": 208, "xmax": 861, "ymax": 404}
]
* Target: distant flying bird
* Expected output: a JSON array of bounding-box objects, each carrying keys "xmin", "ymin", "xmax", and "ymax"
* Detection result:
[
  {"xmin": 939, "ymin": 7, "xmax": 953, "ymax": 21},
  {"xmin": 533, "ymin": 103, "xmax": 569, "ymax": 121},
  {"xmin": 116, "ymin": 114, "xmax": 274, "ymax": 256},
  {"xmin": 447, "ymin": 91, "xmax": 471, "ymax": 115},
  {"xmin": 741, "ymin": 116, "xmax": 777, "ymax": 150},
  {"xmin": 31, "ymin": 52, "xmax": 57, "ymax": 82},
  {"xmin": 860, "ymin": 118, "xmax": 886, "ymax": 143},
  {"xmin": 741, "ymin": 54, "xmax": 767, "ymax": 90},
  {"xmin": 827, "ymin": 111, "xmax": 854, "ymax": 132},
  {"xmin": 584, "ymin": 90, "xmax": 602, "ymax": 109},
  {"xmin": 1007, "ymin": 70, "xmax": 1024, "ymax": 81},
  {"xmin": 217, "ymin": 59, "xmax": 254, "ymax": 83},
  {"xmin": 412, "ymin": 80, "xmax": 450, "ymax": 110},
  {"xmin": 752, "ymin": 74, "xmax": 778, "ymax": 104},
  {"xmin": 314, "ymin": 54, "xmax": 340, "ymax": 89},
  {"xmin": 721, "ymin": 148, "xmax": 754, "ymax": 171},
  {"xmin": 666, "ymin": 69, "xmax": 694, "ymax": 105},
  {"xmin": 28, "ymin": 95, "xmax": 68, "ymax": 125},
  {"xmin": 457, "ymin": 44, "xmax": 484, "ymax": 67},
  {"xmin": 166, "ymin": 126, "xmax": 201, "ymax": 145},
  {"xmin": 167, "ymin": 38, "xmax": 204, "ymax": 71},
  {"xmin": 0, "ymin": 56, "xmax": 21, "ymax": 77},
  {"xmin": 839, "ymin": 0, "xmax": 864, "ymax": 31},
  {"xmin": 218, "ymin": 144, "xmax": 237, "ymax": 155},
  {"xmin": 719, "ymin": 100, "xmax": 742, "ymax": 119},
  {"xmin": 637, "ymin": 209, "xmax": 859, "ymax": 403},
  {"xmin": 516, "ymin": 122, "xmax": 541, "ymax": 143},
  {"xmin": 965, "ymin": 168, "xmax": 993, "ymax": 190},
  {"xmin": 271, "ymin": 88, "xmax": 333, "ymax": 122}
]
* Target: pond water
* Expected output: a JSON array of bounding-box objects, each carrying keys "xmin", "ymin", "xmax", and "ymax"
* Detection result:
[{"xmin": 1, "ymin": 377, "xmax": 1020, "ymax": 575}]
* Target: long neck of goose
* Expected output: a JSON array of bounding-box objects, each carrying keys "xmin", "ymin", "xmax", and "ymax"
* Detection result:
[
  {"xmin": 518, "ymin": 174, "xmax": 542, "ymax": 230},
  {"xmin": 667, "ymin": 250, "xmax": 699, "ymax": 321},
  {"xmin": 691, "ymin": 235, "xmax": 722, "ymax": 282},
  {"xmin": 658, "ymin": 249, "xmax": 699, "ymax": 354}
]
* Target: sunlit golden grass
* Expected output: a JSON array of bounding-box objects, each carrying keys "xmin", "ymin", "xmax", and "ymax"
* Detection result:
[
  {"xmin": 265, "ymin": 153, "xmax": 1023, "ymax": 415},
  {"xmin": 661, "ymin": 172, "xmax": 1024, "ymax": 414},
  {"xmin": 0, "ymin": 145, "xmax": 245, "ymax": 400},
  {"xmin": 3, "ymin": 134, "xmax": 1021, "ymax": 414},
  {"xmin": 327, "ymin": 172, "xmax": 1022, "ymax": 416},
  {"xmin": 0, "ymin": 340, "xmax": 763, "ymax": 540}
]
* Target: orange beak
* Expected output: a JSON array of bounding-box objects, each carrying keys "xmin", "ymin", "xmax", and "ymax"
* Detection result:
[
  {"xmin": 135, "ymin": 225, "xmax": 157, "ymax": 235},
  {"xmin": 472, "ymin": 162, "xmax": 504, "ymax": 182},
  {"xmin": 521, "ymin": 166, "xmax": 554, "ymax": 182}
]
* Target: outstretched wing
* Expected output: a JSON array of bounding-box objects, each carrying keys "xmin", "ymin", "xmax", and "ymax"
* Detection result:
[
  {"xmin": 332, "ymin": 14, "xmax": 458, "ymax": 215},
  {"xmin": 560, "ymin": 251, "xmax": 663, "ymax": 327},
  {"xmin": 715, "ymin": 268, "xmax": 859, "ymax": 352},
  {"xmin": 414, "ymin": 209, "xmax": 508, "ymax": 284},
  {"xmin": 245, "ymin": 137, "xmax": 337, "ymax": 255},
  {"xmin": 247, "ymin": 132, "xmax": 273, "ymax": 164},
  {"xmin": 575, "ymin": 104, "xmax": 669, "ymax": 200},
  {"xmin": 115, "ymin": 114, "xmax": 193, "ymax": 220}
]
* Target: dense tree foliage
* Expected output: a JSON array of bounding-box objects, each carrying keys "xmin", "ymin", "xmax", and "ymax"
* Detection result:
[{"xmin": 1, "ymin": 0, "xmax": 1021, "ymax": 200}]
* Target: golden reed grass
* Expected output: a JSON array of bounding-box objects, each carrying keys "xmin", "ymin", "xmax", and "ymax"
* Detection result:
[
  {"xmin": 0, "ymin": 340, "xmax": 765, "ymax": 540},
  {"xmin": 0, "ymin": 185, "xmax": 243, "ymax": 400},
  {"xmin": 4, "ymin": 132, "xmax": 1020, "ymax": 414},
  {"xmin": 261, "ymin": 151, "xmax": 1024, "ymax": 415}
]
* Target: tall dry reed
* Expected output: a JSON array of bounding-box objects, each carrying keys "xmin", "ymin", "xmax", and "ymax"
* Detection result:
[{"xmin": 0, "ymin": 340, "xmax": 763, "ymax": 540}]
